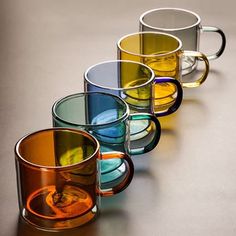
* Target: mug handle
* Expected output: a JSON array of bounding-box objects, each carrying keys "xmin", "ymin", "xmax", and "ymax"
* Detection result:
[
  {"xmin": 97, "ymin": 152, "xmax": 134, "ymax": 197},
  {"xmin": 152, "ymin": 77, "xmax": 183, "ymax": 117},
  {"xmin": 202, "ymin": 26, "xmax": 226, "ymax": 60},
  {"xmin": 182, "ymin": 51, "xmax": 210, "ymax": 88},
  {"xmin": 128, "ymin": 113, "xmax": 161, "ymax": 155}
]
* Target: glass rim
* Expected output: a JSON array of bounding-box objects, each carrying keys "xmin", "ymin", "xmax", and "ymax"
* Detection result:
[
  {"xmin": 15, "ymin": 127, "xmax": 100, "ymax": 170},
  {"xmin": 84, "ymin": 59, "xmax": 155, "ymax": 91},
  {"xmin": 52, "ymin": 91, "xmax": 130, "ymax": 128},
  {"xmin": 117, "ymin": 31, "xmax": 182, "ymax": 57},
  {"xmin": 139, "ymin": 7, "xmax": 201, "ymax": 31}
]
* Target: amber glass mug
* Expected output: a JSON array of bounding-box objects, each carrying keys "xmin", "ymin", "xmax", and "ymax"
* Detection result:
[
  {"xmin": 15, "ymin": 128, "xmax": 134, "ymax": 231},
  {"xmin": 117, "ymin": 32, "xmax": 210, "ymax": 111}
]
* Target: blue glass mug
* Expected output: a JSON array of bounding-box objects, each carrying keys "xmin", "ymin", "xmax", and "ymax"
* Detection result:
[{"xmin": 84, "ymin": 60, "xmax": 183, "ymax": 117}]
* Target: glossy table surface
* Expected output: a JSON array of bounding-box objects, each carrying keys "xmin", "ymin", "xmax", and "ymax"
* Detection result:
[{"xmin": 0, "ymin": 0, "xmax": 235, "ymax": 235}]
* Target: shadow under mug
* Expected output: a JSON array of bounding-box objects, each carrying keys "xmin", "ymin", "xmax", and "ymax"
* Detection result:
[
  {"xmin": 84, "ymin": 60, "xmax": 183, "ymax": 117},
  {"xmin": 52, "ymin": 92, "xmax": 160, "ymax": 187},
  {"xmin": 139, "ymin": 8, "xmax": 226, "ymax": 75},
  {"xmin": 15, "ymin": 128, "xmax": 134, "ymax": 231}
]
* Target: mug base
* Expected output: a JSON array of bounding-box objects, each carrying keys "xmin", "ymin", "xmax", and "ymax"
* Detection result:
[{"xmin": 21, "ymin": 204, "xmax": 98, "ymax": 231}]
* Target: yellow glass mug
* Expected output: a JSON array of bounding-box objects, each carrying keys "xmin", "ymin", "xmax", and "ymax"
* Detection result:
[{"xmin": 117, "ymin": 32, "xmax": 209, "ymax": 111}]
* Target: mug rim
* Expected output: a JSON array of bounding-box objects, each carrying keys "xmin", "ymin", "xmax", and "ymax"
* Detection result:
[
  {"xmin": 52, "ymin": 91, "xmax": 130, "ymax": 129},
  {"xmin": 117, "ymin": 31, "xmax": 182, "ymax": 57},
  {"xmin": 15, "ymin": 127, "xmax": 100, "ymax": 170},
  {"xmin": 84, "ymin": 59, "xmax": 155, "ymax": 91},
  {"xmin": 139, "ymin": 7, "xmax": 201, "ymax": 31}
]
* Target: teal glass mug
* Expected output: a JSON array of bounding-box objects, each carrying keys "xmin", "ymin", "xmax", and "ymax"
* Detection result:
[{"xmin": 52, "ymin": 92, "xmax": 161, "ymax": 188}]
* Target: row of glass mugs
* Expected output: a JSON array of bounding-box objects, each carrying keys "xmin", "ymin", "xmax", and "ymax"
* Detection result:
[{"xmin": 15, "ymin": 8, "xmax": 226, "ymax": 231}]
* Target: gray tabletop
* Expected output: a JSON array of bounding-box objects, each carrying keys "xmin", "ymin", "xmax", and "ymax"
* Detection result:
[{"xmin": 0, "ymin": 0, "xmax": 235, "ymax": 235}]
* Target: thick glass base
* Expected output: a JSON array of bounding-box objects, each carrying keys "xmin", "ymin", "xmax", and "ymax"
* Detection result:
[
  {"xmin": 21, "ymin": 205, "xmax": 98, "ymax": 231},
  {"xmin": 22, "ymin": 185, "xmax": 98, "ymax": 231}
]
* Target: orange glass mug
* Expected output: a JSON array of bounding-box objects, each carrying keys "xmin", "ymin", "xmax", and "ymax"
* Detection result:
[{"xmin": 15, "ymin": 128, "xmax": 134, "ymax": 231}]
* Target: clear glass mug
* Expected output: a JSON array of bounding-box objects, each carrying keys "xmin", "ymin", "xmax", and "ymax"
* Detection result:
[
  {"xmin": 15, "ymin": 128, "xmax": 134, "ymax": 231},
  {"xmin": 117, "ymin": 32, "xmax": 209, "ymax": 111},
  {"xmin": 52, "ymin": 92, "xmax": 161, "ymax": 188},
  {"xmin": 139, "ymin": 8, "xmax": 226, "ymax": 74}
]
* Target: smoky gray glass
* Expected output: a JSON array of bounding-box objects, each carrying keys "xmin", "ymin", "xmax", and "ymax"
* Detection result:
[{"xmin": 140, "ymin": 8, "xmax": 226, "ymax": 74}]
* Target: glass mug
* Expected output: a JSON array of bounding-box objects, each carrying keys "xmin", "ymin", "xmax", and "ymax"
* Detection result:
[
  {"xmin": 117, "ymin": 32, "xmax": 209, "ymax": 110},
  {"xmin": 15, "ymin": 128, "xmax": 134, "ymax": 231},
  {"xmin": 139, "ymin": 8, "xmax": 226, "ymax": 74},
  {"xmin": 52, "ymin": 92, "xmax": 160, "ymax": 187},
  {"xmin": 84, "ymin": 60, "xmax": 183, "ymax": 117}
]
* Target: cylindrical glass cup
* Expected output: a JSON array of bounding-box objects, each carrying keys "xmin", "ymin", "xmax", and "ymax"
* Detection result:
[
  {"xmin": 139, "ymin": 8, "xmax": 226, "ymax": 74},
  {"xmin": 84, "ymin": 60, "xmax": 183, "ymax": 117},
  {"xmin": 15, "ymin": 128, "xmax": 134, "ymax": 231},
  {"xmin": 117, "ymin": 32, "xmax": 209, "ymax": 111},
  {"xmin": 52, "ymin": 92, "xmax": 160, "ymax": 188}
]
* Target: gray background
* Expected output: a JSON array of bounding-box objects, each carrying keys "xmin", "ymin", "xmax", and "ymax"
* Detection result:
[{"xmin": 0, "ymin": 0, "xmax": 235, "ymax": 235}]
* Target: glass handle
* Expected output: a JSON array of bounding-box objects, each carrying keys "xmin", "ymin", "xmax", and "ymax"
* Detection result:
[
  {"xmin": 97, "ymin": 152, "xmax": 134, "ymax": 196},
  {"xmin": 182, "ymin": 51, "xmax": 210, "ymax": 88},
  {"xmin": 153, "ymin": 77, "xmax": 183, "ymax": 116},
  {"xmin": 202, "ymin": 26, "xmax": 226, "ymax": 60},
  {"xmin": 129, "ymin": 113, "xmax": 161, "ymax": 155}
]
